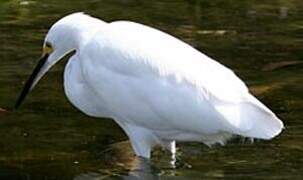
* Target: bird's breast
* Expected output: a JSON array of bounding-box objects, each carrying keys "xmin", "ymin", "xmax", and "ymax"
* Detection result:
[{"xmin": 63, "ymin": 56, "xmax": 111, "ymax": 118}]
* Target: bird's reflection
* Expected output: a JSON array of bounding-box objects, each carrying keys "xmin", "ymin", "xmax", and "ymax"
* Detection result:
[
  {"xmin": 74, "ymin": 158, "xmax": 161, "ymax": 180},
  {"xmin": 74, "ymin": 141, "xmax": 168, "ymax": 180},
  {"xmin": 124, "ymin": 157, "xmax": 161, "ymax": 180}
]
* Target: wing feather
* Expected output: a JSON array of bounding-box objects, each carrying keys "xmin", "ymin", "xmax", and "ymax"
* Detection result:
[{"xmin": 81, "ymin": 21, "xmax": 283, "ymax": 139}]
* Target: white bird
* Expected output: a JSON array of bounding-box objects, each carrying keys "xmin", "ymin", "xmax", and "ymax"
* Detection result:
[{"xmin": 15, "ymin": 13, "xmax": 284, "ymax": 160}]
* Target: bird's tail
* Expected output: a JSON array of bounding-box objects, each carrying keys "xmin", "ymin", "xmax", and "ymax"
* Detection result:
[{"xmin": 214, "ymin": 94, "xmax": 284, "ymax": 140}]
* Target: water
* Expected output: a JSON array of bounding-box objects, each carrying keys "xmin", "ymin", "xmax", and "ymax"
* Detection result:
[{"xmin": 0, "ymin": 0, "xmax": 302, "ymax": 179}]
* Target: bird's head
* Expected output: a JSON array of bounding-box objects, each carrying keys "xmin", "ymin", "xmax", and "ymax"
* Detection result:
[{"xmin": 15, "ymin": 12, "xmax": 106, "ymax": 109}]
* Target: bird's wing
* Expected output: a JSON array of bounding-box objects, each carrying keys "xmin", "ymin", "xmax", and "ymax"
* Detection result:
[
  {"xmin": 81, "ymin": 21, "xmax": 283, "ymax": 139},
  {"xmin": 87, "ymin": 21, "xmax": 248, "ymax": 99}
]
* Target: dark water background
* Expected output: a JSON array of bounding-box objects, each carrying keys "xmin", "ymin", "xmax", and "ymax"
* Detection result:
[{"xmin": 0, "ymin": 0, "xmax": 303, "ymax": 179}]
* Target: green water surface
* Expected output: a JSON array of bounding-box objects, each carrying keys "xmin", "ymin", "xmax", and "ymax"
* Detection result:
[{"xmin": 0, "ymin": 0, "xmax": 303, "ymax": 179}]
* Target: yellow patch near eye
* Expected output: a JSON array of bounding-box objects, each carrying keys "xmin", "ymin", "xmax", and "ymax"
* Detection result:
[{"xmin": 42, "ymin": 43, "xmax": 54, "ymax": 56}]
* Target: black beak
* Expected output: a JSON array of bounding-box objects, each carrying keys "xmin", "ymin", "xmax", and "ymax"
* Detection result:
[{"xmin": 15, "ymin": 53, "xmax": 49, "ymax": 109}]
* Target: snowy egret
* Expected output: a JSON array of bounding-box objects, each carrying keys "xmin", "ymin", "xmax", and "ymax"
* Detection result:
[{"xmin": 15, "ymin": 13, "xmax": 284, "ymax": 159}]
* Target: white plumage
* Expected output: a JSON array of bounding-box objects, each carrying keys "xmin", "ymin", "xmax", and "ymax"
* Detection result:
[{"xmin": 19, "ymin": 13, "xmax": 284, "ymax": 159}]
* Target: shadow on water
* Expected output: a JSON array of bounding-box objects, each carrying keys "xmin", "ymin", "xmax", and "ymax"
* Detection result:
[{"xmin": 0, "ymin": 0, "xmax": 303, "ymax": 179}]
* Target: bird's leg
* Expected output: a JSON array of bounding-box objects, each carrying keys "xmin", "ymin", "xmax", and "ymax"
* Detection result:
[
  {"xmin": 162, "ymin": 140, "xmax": 177, "ymax": 168},
  {"xmin": 117, "ymin": 122, "xmax": 159, "ymax": 159},
  {"xmin": 162, "ymin": 140, "xmax": 193, "ymax": 169}
]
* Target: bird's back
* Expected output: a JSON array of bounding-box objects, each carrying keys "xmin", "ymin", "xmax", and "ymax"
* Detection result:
[{"xmin": 79, "ymin": 20, "xmax": 283, "ymax": 143}]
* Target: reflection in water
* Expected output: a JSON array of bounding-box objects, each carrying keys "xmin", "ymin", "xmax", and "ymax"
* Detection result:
[
  {"xmin": 74, "ymin": 158, "xmax": 161, "ymax": 180},
  {"xmin": 124, "ymin": 158, "xmax": 160, "ymax": 180},
  {"xmin": 75, "ymin": 141, "xmax": 176, "ymax": 179},
  {"xmin": 75, "ymin": 140, "xmax": 183, "ymax": 179}
]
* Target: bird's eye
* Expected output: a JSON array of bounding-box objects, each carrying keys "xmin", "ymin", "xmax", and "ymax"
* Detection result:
[
  {"xmin": 45, "ymin": 42, "xmax": 52, "ymax": 48},
  {"xmin": 43, "ymin": 41, "xmax": 54, "ymax": 55}
]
